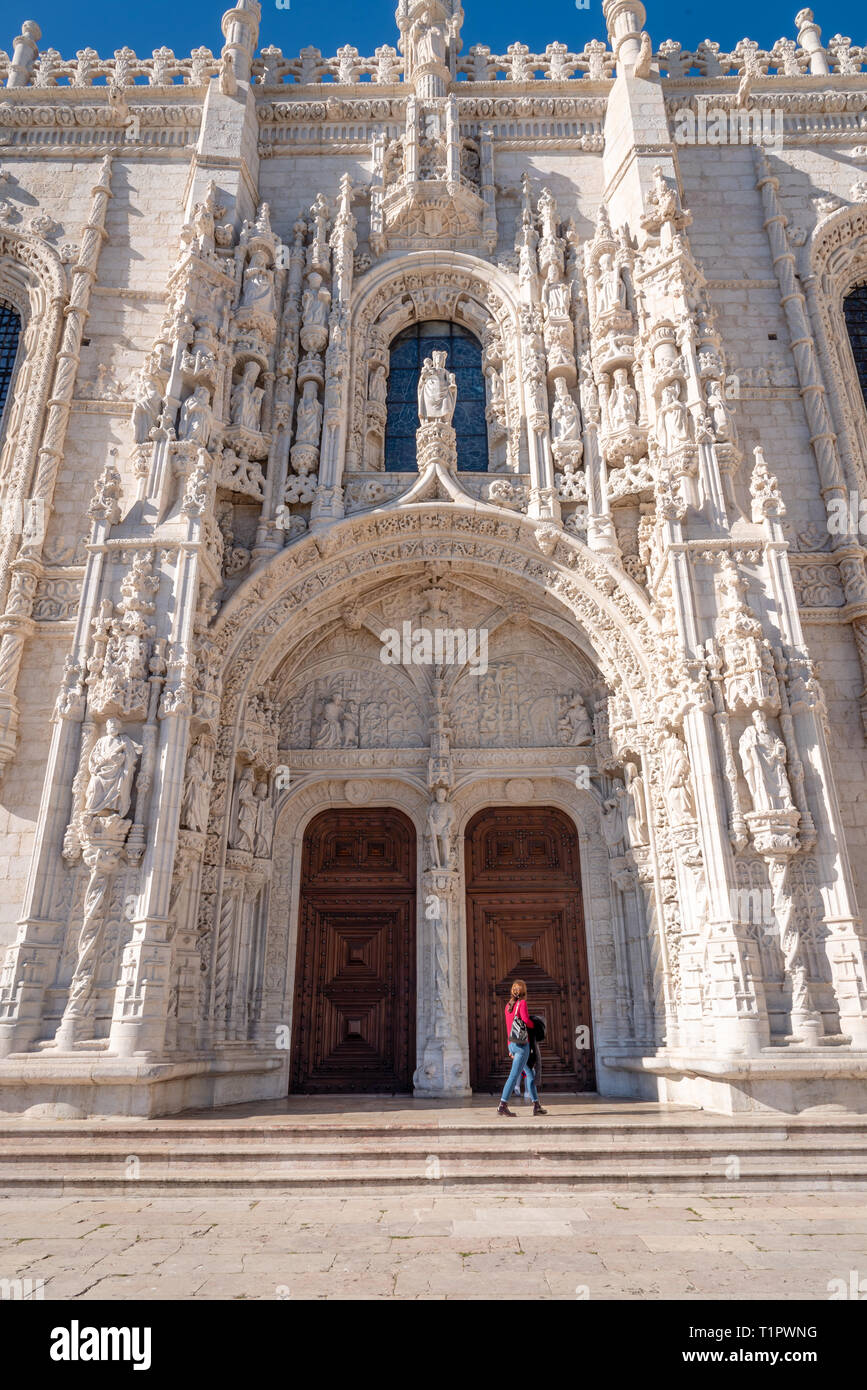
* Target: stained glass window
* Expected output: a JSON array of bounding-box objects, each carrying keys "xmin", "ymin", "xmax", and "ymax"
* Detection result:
[
  {"xmin": 0, "ymin": 300, "xmax": 22, "ymax": 434},
  {"xmin": 385, "ymin": 320, "xmax": 488, "ymax": 472},
  {"xmin": 843, "ymin": 283, "xmax": 867, "ymax": 411}
]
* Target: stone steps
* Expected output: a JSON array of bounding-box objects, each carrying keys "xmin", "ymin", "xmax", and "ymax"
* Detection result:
[{"xmin": 2, "ymin": 1111, "xmax": 866, "ymax": 1193}]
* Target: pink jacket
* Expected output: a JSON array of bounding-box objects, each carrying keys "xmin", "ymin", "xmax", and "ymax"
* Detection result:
[{"xmin": 505, "ymin": 998, "xmax": 534, "ymax": 1040}]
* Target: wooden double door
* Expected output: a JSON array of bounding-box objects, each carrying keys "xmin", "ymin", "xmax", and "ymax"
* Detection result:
[
  {"xmin": 465, "ymin": 806, "xmax": 595, "ymax": 1093},
  {"xmin": 291, "ymin": 808, "xmax": 416, "ymax": 1093}
]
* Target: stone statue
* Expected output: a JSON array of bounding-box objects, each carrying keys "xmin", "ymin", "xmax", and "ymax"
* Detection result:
[
  {"xmin": 551, "ymin": 378, "xmax": 581, "ymax": 447},
  {"xmin": 295, "ymin": 380, "xmax": 323, "ymax": 446},
  {"xmin": 544, "ymin": 267, "xmax": 572, "ymax": 318},
  {"xmin": 231, "ymin": 361, "xmax": 264, "ymax": 433},
  {"xmin": 239, "ymin": 249, "xmax": 276, "ymax": 318},
  {"xmin": 597, "ymin": 253, "xmax": 626, "ymax": 313},
  {"xmin": 180, "ymin": 740, "xmax": 210, "ymax": 833},
  {"xmin": 178, "ymin": 385, "xmax": 212, "ymax": 445},
  {"xmin": 301, "ymin": 273, "xmax": 331, "ymax": 334},
  {"xmin": 131, "ymin": 374, "xmax": 162, "ymax": 445},
  {"xmin": 609, "ymin": 367, "xmax": 638, "ymax": 429},
  {"xmin": 559, "ymin": 690, "xmax": 593, "ymax": 745},
  {"xmin": 84, "ymin": 718, "xmax": 138, "ymax": 819},
  {"xmin": 624, "ymin": 761, "xmax": 649, "ymax": 846},
  {"xmin": 415, "ymin": 13, "xmax": 446, "ymax": 68},
  {"xmin": 705, "ymin": 378, "xmax": 733, "ymax": 441},
  {"xmin": 662, "ymin": 731, "xmax": 695, "ymax": 825},
  {"xmin": 738, "ymin": 709, "xmax": 795, "ymax": 814},
  {"xmin": 368, "ymin": 365, "xmax": 388, "ymax": 405},
  {"xmin": 313, "ymin": 692, "xmax": 347, "ymax": 748},
  {"xmin": 253, "ymin": 780, "xmax": 275, "ymax": 858},
  {"xmin": 658, "ymin": 380, "xmax": 691, "ymax": 454},
  {"xmin": 418, "ymin": 350, "xmax": 457, "ymax": 424},
  {"xmin": 230, "ymin": 765, "xmax": 257, "ymax": 853},
  {"xmin": 427, "ymin": 787, "xmax": 455, "ymax": 868},
  {"xmin": 601, "ymin": 794, "xmax": 626, "ymax": 854}
]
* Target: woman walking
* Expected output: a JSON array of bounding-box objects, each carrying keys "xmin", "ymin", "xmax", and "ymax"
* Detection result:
[{"xmin": 498, "ymin": 980, "xmax": 547, "ymax": 1117}]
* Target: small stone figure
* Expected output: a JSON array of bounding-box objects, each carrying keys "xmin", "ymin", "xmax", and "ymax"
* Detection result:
[
  {"xmin": 253, "ymin": 780, "xmax": 275, "ymax": 858},
  {"xmin": 559, "ymin": 690, "xmax": 593, "ymax": 745},
  {"xmin": 624, "ymin": 761, "xmax": 649, "ymax": 846},
  {"xmin": 658, "ymin": 380, "xmax": 691, "ymax": 454},
  {"xmin": 739, "ymin": 709, "xmax": 795, "ymax": 814},
  {"xmin": 239, "ymin": 248, "xmax": 276, "ymax": 318},
  {"xmin": 180, "ymin": 740, "xmax": 210, "ymax": 833},
  {"xmin": 178, "ymin": 385, "xmax": 212, "ymax": 445},
  {"xmin": 131, "ymin": 374, "xmax": 162, "ymax": 445},
  {"xmin": 597, "ymin": 253, "xmax": 627, "ymax": 313},
  {"xmin": 609, "ymin": 367, "xmax": 638, "ymax": 429},
  {"xmin": 84, "ymin": 718, "xmax": 138, "ymax": 820},
  {"xmin": 662, "ymin": 731, "xmax": 695, "ymax": 825},
  {"xmin": 418, "ymin": 350, "xmax": 457, "ymax": 424},
  {"xmin": 295, "ymin": 380, "xmax": 323, "ymax": 446},
  {"xmin": 230, "ymin": 765, "xmax": 258, "ymax": 853},
  {"xmin": 551, "ymin": 378, "xmax": 581, "ymax": 448},
  {"xmin": 427, "ymin": 787, "xmax": 456, "ymax": 868},
  {"xmin": 231, "ymin": 361, "xmax": 264, "ymax": 434}
]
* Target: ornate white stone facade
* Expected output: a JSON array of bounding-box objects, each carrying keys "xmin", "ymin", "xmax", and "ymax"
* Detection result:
[{"xmin": 0, "ymin": 1, "xmax": 866, "ymax": 1116}]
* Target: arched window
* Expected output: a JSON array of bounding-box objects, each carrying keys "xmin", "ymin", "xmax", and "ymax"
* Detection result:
[
  {"xmin": 385, "ymin": 320, "xmax": 488, "ymax": 472},
  {"xmin": 0, "ymin": 298, "xmax": 22, "ymax": 434},
  {"xmin": 843, "ymin": 283, "xmax": 867, "ymax": 410}
]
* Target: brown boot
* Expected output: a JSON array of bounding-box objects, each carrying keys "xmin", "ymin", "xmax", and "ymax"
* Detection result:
[
  {"xmin": 533, "ymin": 1101, "xmax": 548, "ymax": 1116},
  {"xmin": 497, "ymin": 1101, "xmax": 516, "ymax": 1116}
]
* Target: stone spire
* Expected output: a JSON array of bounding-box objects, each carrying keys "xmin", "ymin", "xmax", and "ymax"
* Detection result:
[
  {"xmin": 602, "ymin": 0, "xmax": 652, "ymax": 78},
  {"xmin": 220, "ymin": 0, "xmax": 261, "ymax": 85}
]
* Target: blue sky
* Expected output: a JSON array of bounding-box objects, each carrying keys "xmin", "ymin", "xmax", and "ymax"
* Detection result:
[{"xmin": 3, "ymin": 0, "xmax": 864, "ymax": 64}]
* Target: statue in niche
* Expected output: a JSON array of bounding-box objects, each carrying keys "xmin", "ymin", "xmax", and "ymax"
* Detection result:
[
  {"xmin": 84, "ymin": 718, "xmax": 138, "ymax": 820},
  {"xmin": 427, "ymin": 787, "xmax": 456, "ymax": 868},
  {"xmin": 517, "ymin": 214, "xmax": 539, "ymax": 285},
  {"xmin": 239, "ymin": 249, "xmax": 276, "ymax": 318},
  {"xmin": 624, "ymin": 761, "xmax": 649, "ymax": 846},
  {"xmin": 181, "ymin": 739, "xmax": 211, "ymax": 833},
  {"xmin": 368, "ymin": 365, "xmax": 388, "ymax": 405},
  {"xmin": 657, "ymin": 380, "xmax": 691, "ymax": 454},
  {"xmin": 601, "ymin": 794, "xmax": 626, "ymax": 854},
  {"xmin": 418, "ymin": 351, "xmax": 457, "ymax": 424},
  {"xmin": 738, "ymin": 709, "xmax": 795, "ymax": 814},
  {"xmin": 597, "ymin": 253, "xmax": 627, "ymax": 313},
  {"xmin": 705, "ymin": 378, "xmax": 733, "ymax": 441},
  {"xmin": 551, "ymin": 378, "xmax": 581, "ymax": 447},
  {"xmin": 543, "ymin": 266, "xmax": 572, "ymax": 319},
  {"xmin": 131, "ymin": 374, "xmax": 163, "ymax": 445},
  {"xmin": 580, "ymin": 366, "xmax": 600, "ymax": 422},
  {"xmin": 661, "ymin": 730, "xmax": 695, "ymax": 825},
  {"xmin": 178, "ymin": 386, "xmax": 212, "ymax": 445},
  {"xmin": 301, "ymin": 273, "xmax": 331, "ymax": 335},
  {"xmin": 253, "ymin": 780, "xmax": 275, "ymax": 858},
  {"xmin": 230, "ymin": 765, "xmax": 257, "ymax": 853},
  {"xmin": 415, "ymin": 14, "xmax": 446, "ymax": 68},
  {"xmin": 609, "ymin": 368, "xmax": 638, "ymax": 429},
  {"xmin": 559, "ymin": 690, "xmax": 593, "ymax": 745},
  {"xmin": 295, "ymin": 380, "xmax": 323, "ymax": 446},
  {"xmin": 231, "ymin": 361, "xmax": 264, "ymax": 434}
]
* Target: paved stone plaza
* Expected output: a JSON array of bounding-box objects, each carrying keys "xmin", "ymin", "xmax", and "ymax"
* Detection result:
[{"xmin": 2, "ymin": 1189, "xmax": 866, "ymax": 1300}]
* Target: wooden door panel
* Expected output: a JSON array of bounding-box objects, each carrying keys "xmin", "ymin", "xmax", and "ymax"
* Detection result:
[
  {"xmin": 292, "ymin": 810, "xmax": 416, "ymax": 1094},
  {"xmin": 465, "ymin": 808, "xmax": 594, "ymax": 1093}
]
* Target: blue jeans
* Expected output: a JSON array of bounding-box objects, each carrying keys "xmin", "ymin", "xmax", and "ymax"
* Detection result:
[{"xmin": 501, "ymin": 1042, "xmax": 538, "ymax": 1104}]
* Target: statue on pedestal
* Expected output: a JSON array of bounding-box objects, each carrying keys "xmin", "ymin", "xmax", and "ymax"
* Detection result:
[{"xmin": 418, "ymin": 351, "xmax": 457, "ymax": 424}]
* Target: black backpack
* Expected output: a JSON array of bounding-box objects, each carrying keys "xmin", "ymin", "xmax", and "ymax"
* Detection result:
[{"xmin": 529, "ymin": 1014, "xmax": 547, "ymax": 1042}]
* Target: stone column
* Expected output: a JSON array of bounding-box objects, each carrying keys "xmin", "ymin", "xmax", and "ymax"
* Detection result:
[{"xmin": 6, "ymin": 21, "xmax": 40, "ymax": 87}]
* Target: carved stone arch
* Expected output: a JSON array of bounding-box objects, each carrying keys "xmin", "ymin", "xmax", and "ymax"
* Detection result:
[
  {"xmin": 212, "ymin": 508, "xmax": 656, "ymax": 734},
  {"xmin": 806, "ymin": 204, "xmax": 867, "ymax": 494},
  {"xmin": 0, "ymin": 227, "xmax": 67, "ymax": 507},
  {"xmin": 345, "ymin": 251, "xmax": 521, "ymax": 474}
]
